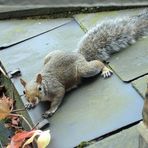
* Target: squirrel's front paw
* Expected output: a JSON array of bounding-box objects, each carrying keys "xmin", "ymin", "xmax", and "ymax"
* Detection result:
[
  {"xmin": 42, "ymin": 111, "xmax": 53, "ymax": 118},
  {"xmin": 25, "ymin": 103, "xmax": 35, "ymax": 109},
  {"xmin": 101, "ymin": 67, "xmax": 113, "ymax": 78}
]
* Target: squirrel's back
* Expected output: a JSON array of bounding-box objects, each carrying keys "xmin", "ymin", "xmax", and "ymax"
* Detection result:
[
  {"xmin": 78, "ymin": 10, "xmax": 148, "ymax": 62},
  {"xmin": 41, "ymin": 52, "xmax": 82, "ymax": 90}
]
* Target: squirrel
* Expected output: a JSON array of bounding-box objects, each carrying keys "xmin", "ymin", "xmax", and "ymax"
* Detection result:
[
  {"xmin": 20, "ymin": 10, "xmax": 148, "ymax": 118},
  {"xmin": 20, "ymin": 51, "xmax": 112, "ymax": 118}
]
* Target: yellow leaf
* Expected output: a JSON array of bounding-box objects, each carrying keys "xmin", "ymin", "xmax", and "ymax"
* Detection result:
[
  {"xmin": 37, "ymin": 130, "xmax": 51, "ymax": 148},
  {"xmin": 6, "ymin": 144, "xmax": 10, "ymax": 148},
  {"xmin": 22, "ymin": 130, "xmax": 41, "ymax": 148}
]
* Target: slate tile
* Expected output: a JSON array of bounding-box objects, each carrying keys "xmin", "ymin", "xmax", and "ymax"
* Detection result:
[
  {"xmin": 88, "ymin": 125, "xmax": 139, "ymax": 148},
  {"xmin": 74, "ymin": 8, "xmax": 144, "ymax": 31},
  {"xmin": 48, "ymin": 75, "xmax": 143, "ymax": 148},
  {"xmin": 0, "ymin": 17, "xmax": 71, "ymax": 47},
  {"xmin": 109, "ymin": 38, "xmax": 148, "ymax": 82},
  {"xmin": 132, "ymin": 75, "xmax": 148, "ymax": 98},
  {"xmin": 0, "ymin": 20, "xmax": 143, "ymax": 148},
  {"xmin": 0, "ymin": 20, "xmax": 84, "ymax": 95}
]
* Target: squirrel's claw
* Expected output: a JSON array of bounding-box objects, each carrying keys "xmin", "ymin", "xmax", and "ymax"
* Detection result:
[
  {"xmin": 25, "ymin": 103, "xmax": 35, "ymax": 109},
  {"xmin": 101, "ymin": 67, "xmax": 113, "ymax": 78}
]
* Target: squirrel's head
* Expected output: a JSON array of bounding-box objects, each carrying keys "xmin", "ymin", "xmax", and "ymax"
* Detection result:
[{"xmin": 20, "ymin": 74, "xmax": 44, "ymax": 106}]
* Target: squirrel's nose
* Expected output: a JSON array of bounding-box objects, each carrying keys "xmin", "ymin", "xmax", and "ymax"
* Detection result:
[{"xmin": 31, "ymin": 99, "xmax": 37, "ymax": 105}]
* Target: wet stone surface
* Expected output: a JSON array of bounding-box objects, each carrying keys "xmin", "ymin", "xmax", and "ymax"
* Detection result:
[
  {"xmin": 132, "ymin": 75, "xmax": 148, "ymax": 98},
  {"xmin": 0, "ymin": 9, "xmax": 146, "ymax": 148},
  {"xmin": 109, "ymin": 38, "xmax": 148, "ymax": 82},
  {"xmin": 88, "ymin": 125, "xmax": 140, "ymax": 148},
  {"xmin": 74, "ymin": 8, "xmax": 144, "ymax": 32},
  {"xmin": 0, "ymin": 18, "xmax": 71, "ymax": 47},
  {"xmin": 48, "ymin": 74, "xmax": 143, "ymax": 148},
  {"xmin": 0, "ymin": 20, "xmax": 84, "ymax": 95}
]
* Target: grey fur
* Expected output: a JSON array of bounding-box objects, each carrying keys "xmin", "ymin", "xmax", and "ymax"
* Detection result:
[
  {"xmin": 40, "ymin": 51, "xmax": 112, "ymax": 117},
  {"xmin": 22, "ymin": 51, "xmax": 112, "ymax": 117},
  {"xmin": 78, "ymin": 10, "xmax": 148, "ymax": 61}
]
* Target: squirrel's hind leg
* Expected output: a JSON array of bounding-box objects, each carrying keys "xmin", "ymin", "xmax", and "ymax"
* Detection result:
[{"xmin": 77, "ymin": 60, "xmax": 113, "ymax": 78}]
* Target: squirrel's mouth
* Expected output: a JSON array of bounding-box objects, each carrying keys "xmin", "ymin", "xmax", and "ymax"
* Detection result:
[{"xmin": 30, "ymin": 97, "xmax": 39, "ymax": 106}]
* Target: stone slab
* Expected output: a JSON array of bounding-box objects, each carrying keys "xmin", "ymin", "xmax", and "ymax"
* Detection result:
[
  {"xmin": 0, "ymin": 0, "xmax": 148, "ymax": 6},
  {"xmin": 0, "ymin": 20, "xmax": 143, "ymax": 148},
  {"xmin": 0, "ymin": 20, "xmax": 85, "ymax": 126},
  {"xmin": 0, "ymin": 17, "xmax": 71, "ymax": 48},
  {"xmin": 88, "ymin": 125, "xmax": 139, "ymax": 148},
  {"xmin": 74, "ymin": 8, "xmax": 144, "ymax": 32},
  {"xmin": 48, "ymin": 74, "xmax": 143, "ymax": 148},
  {"xmin": 109, "ymin": 38, "xmax": 148, "ymax": 82},
  {"xmin": 0, "ymin": 20, "xmax": 84, "ymax": 95},
  {"xmin": 0, "ymin": 5, "xmax": 148, "ymax": 20},
  {"xmin": 132, "ymin": 75, "xmax": 148, "ymax": 98}
]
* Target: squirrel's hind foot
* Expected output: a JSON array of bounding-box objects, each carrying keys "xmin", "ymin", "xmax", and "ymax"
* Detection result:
[{"xmin": 101, "ymin": 66, "xmax": 113, "ymax": 78}]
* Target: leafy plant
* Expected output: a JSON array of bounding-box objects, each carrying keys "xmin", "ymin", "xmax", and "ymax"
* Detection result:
[
  {"xmin": 7, "ymin": 129, "xmax": 51, "ymax": 148},
  {"xmin": 0, "ymin": 93, "xmax": 51, "ymax": 148},
  {"xmin": 0, "ymin": 94, "xmax": 13, "ymax": 120}
]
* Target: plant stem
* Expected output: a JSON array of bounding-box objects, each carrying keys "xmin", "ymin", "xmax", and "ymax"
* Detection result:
[
  {"xmin": 11, "ymin": 108, "xmax": 26, "ymax": 113},
  {"xmin": 9, "ymin": 113, "xmax": 32, "ymax": 130},
  {"xmin": 31, "ymin": 117, "xmax": 43, "ymax": 130}
]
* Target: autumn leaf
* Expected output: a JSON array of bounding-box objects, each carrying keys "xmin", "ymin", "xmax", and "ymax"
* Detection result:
[
  {"xmin": 9, "ymin": 129, "xmax": 51, "ymax": 148},
  {"xmin": 37, "ymin": 130, "xmax": 51, "ymax": 148},
  {"xmin": 10, "ymin": 130, "xmax": 36, "ymax": 148},
  {"xmin": 0, "ymin": 94, "xmax": 13, "ymax": 120},
  {"xmin": 23, "ymin": 130, "xmax": 51, "ymax": 148},
  {"xmin": 5, "ymin": 116, "xmax": 21, "ymax": 129},
  {"xmin": 22, "ymin": 131, "xmax": 39, "ymax": 148}
]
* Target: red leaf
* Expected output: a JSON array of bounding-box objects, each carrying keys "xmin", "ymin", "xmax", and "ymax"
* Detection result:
[{"xmin": 10, "ymin": 130, "xmax": 35, "ymax": 148}]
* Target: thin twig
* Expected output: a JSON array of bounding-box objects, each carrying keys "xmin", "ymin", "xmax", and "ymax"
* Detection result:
[
  {"xmin": 31, "ymin": 117, "xmax": 43, "ymax": 130},
  {"xmin": 9, "ymin": 113, "xmax": 32, "ymax": 130},
  {"xmin": 11, "ymin": 108, "xmax": 26, "ymax": 113},
  {"xmin": 0, "ymin": 66, "xmax": 8, "ymax": 77}
]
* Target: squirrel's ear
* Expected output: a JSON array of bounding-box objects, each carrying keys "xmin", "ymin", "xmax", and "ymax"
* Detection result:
[
  {"xmin": 36, "ymin": 74, "xmax": 42, "ymax": 84},
  {"xmin": 20, "ymin": 78, "xmax": 27, "ymax": 87}
]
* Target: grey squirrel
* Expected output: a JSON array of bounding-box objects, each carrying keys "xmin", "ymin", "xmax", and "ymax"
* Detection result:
[
  {"xmin": 20, "ymin": 51, "xmax": 112, "ymax": 118},
  {"xmin": 20, "ymin": 10, "xmax": 148, "ymax": 118}
]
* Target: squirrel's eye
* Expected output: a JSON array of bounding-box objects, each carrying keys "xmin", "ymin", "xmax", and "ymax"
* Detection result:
[
  {"xmin": 23, "ymin": 90, "xmax": 26, "ymax": 94},
  {"xmin": 38, "ymin": 87, "xmax": 42, "ymax": 91}
]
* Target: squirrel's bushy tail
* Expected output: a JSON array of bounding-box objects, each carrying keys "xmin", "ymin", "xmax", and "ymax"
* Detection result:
[{"xmin": 78, "ymin": 9, "xmax": 148, "ymax": 62}]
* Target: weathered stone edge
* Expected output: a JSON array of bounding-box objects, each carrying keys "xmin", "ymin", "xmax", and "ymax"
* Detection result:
[{"xmin": 0, "ymin": 4, "xmax": 148, "ymax": 19}]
